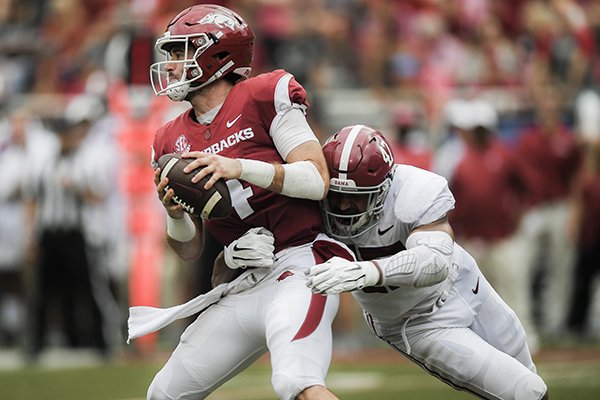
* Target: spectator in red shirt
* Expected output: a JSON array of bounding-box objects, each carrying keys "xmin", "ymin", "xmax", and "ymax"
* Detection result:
[
  {"xmin": 449, "ymin": 99, "xmax": 540, "ymax": 352},
  {"xmin": 515, "ymin": 82, "xmax": 583, "ymax": 340},
  {"xmin": 567, "ymin": 89, "xmax": 600, "ymax": 340},
  {"xmin": 567, "ymin": 159, "xmax": 600, "ymax": 340},
  {"xmin": 389, "ymin": 105, "xmax": 432, "ymax": 171}
]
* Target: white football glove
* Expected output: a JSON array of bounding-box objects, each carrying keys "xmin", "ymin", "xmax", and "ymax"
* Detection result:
[
  {"xmin": 306, "ymin": 257, "xmax": 381, "ymax": 294},
  {"xmin": 224, "ymin": 227, "xmax": 275, "ymax": 269}
]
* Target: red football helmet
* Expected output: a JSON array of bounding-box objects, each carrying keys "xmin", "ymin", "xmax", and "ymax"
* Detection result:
[
  {"xmin": 322, "ymin": 125, "xmax": 395, "ymax": 239},
  {"xmin": 150, "ymin": 4, "xmax": 254, "ymax": 101}
]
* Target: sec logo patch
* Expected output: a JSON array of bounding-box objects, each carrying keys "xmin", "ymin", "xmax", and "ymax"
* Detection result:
[{"xmin": 174, "ymin": 134, "xmax": 191, "ymax": 154}]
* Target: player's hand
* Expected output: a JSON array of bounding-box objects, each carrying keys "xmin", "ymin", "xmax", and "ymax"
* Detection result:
[
  {"xmin": 182, "ymin": 151, "xmax": 242, "ymax": 190},
  {"xmin": 224, "ymin": 227, "xmax": 275, "ymax": 269},
  {"xmin": 306, "ymin": 257, "xmax": 380, "ymax": 294},
  {"xmin": 154, "ymin": 167, "xmax": 185, "ymax": 219}
]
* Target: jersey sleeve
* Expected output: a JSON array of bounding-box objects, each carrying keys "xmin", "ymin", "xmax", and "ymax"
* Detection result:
[
  {"xmin": 270, "ymin": 73, "xmax": 317, "ymax": 159},
  {"xmin": 393, "ymin": 166, "xmax": 456, "ymax": 231},
  {"xmin": 249, "ymin": 70, "xmax": 316, "ymax": 159},
  {"xmin": 249, "ymin": 70, "xmax": 308, "ymax": 115},
  {"xmin": 272, "ymin": 70, "xmax": 309, "ymax": 114}
]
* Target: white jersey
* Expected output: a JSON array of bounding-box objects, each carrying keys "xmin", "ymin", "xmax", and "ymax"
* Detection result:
[
  {"xmin": 345, "ymin": 164, "xmax": 456, "ymax": 322},
  {"xmin": 332, "ymin": 164, "xmax": 547, "ymax": 399}
]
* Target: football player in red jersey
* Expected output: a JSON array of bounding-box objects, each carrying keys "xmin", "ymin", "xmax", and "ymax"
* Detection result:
[
  {"xmin": 302, "ymin": 125, "xmax": 549, "ymax": 400},
  {"xmin": 141, "ymin": 4, "xmax": 352, "ymax": 400}
]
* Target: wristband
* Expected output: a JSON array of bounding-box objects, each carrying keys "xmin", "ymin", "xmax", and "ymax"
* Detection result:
[
  {"xmin": 166, "ymin": 213, "xmax": 196, "ymax": 242},
  {"xmin": 238, "ymin": 158, "xmax": 325, "ymax": 200},
  {"xmin": 238, "ymin": 158, "xmax": 276, "ymax": 188}
]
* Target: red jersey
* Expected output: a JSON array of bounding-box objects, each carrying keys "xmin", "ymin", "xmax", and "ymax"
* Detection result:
[
  {"xmin": 579, "ymin": 173, "xmax": 600, "ymax": 251},
  {"xmin": 450, "ymin": 140, "xmax": 528, "ymax": 241},
  {"xmin": 152, "ymin": 70, "xmax": 322, "ymax": 251},
  {"xmin": 391, "ymin": 144, "xmax": 432, "ymax": 171},
  {"xmin": 515, "ymin": 126, "xmax": 582, "ymax": 206}
]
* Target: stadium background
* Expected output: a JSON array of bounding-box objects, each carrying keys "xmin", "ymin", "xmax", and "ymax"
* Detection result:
[{"xmin": 1, "ymin": 0, "xmax": 600, "ymax": 399}]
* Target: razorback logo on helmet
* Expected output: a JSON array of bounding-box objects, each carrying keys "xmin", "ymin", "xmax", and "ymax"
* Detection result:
[
  {"xmin": 150, "ymin": 4, "xmax": 254, "ymax": 100},
  {"xmin": 174, "ymin": 134, "xmax": 191, "ymax": 153},
  {"xmin": 199, "ymin": 13, "xmax": 238, "ymax": 30}
]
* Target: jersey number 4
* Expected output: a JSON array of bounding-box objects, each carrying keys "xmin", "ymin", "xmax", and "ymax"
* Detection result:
[{"xmin": 226, "ymin": 179, "xmax": 254, "ymax": 219}]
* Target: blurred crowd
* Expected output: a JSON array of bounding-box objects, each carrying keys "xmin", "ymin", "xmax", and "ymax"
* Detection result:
[{"xmin": 1, "ymin": 0, "xmax": 600, "ymax": 362}]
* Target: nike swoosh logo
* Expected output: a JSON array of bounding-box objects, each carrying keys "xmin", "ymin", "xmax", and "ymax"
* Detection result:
[
  {"xmin": 472, "ymin": 276, "xmax": 480, "ymax": 294},
  {"xmin": 233, "ymin": 243, "xmax": 252, "ymax": 252},
  {"xmin": 377, "ymin": 225, "xmax": 394, "ymax": 235},
  {"xmin": 226, "ymin": 114, "xmax": 242, "ymax": 128}
]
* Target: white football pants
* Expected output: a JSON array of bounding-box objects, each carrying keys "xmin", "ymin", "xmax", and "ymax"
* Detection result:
[
  {"xmin": 461, "ymin": 232, "xmax": 540, "ymax": 354},
  {"xmin": 147, "ymin": 235, "xmax": 343, "ymax": 400},
  {"xmin": 364, "ymin": 246, "xmax": 547, "ymax": 400}
]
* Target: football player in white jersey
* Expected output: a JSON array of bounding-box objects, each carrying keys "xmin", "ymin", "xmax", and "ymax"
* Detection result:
[{"xmin": 303, "ymin": 125, "xmax": 549, "ymax": 400}]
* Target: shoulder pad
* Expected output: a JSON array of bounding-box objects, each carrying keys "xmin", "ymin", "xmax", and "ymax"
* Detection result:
[
  {"xmin": 393, "ymin": 165, "xmax": 455, "ymax": 228},
  {"xmin": 243, "ymin": 70, "xmax": 308, "ymax": 112}
]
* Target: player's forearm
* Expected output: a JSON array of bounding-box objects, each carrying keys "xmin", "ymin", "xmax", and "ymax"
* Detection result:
[
  {"xmin": 167, "ymin": 235, "xmax": 203, "ymax": 262},
  {"xmin": 374, "ymin": 231, "xmax": 454, "ymax": 288},
  {"xmin": 269, "ymin": 160, "xmax": 327, "ymax": 199},
  {"xmin": 238, "ymin": 158, "xmax": 326, "ymax": 200},
  {"xmin": 166, "ymin": 214, "xmax": 203, "ymax": 262}
]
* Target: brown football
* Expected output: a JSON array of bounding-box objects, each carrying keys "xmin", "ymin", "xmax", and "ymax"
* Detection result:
[{"xmin": 157, "ymin": 153, "xmax": 232, "ymax": 219}]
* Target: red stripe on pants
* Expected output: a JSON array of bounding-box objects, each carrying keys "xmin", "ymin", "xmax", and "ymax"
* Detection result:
[{"xmin": 291, "ymin": 239, "xmax": 354, "ymax": 341}]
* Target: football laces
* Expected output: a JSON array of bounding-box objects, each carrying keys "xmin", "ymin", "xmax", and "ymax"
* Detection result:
[{"xmin": 165, "ymin": 185, "xmax": 196, "ymax": 215}]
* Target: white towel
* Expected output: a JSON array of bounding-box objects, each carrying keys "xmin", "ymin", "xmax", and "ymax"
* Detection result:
[{"xmin": 127, "ymin": 267, "xmax": 269, "ymax": 343}]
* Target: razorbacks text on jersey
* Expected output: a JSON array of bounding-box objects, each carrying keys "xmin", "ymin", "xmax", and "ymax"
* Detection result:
[
  {"xmin": 152, "ymin": 70, "xmax": 322, "ymax": 251},
  {"xmin": 347, "ymin": 164, "xmax": 456, "ymax": 322}
]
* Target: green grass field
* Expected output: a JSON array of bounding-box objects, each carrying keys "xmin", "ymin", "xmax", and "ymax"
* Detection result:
[{"xmin": 1, "ymin": 348, "xmax": 599, "ymax": 399}]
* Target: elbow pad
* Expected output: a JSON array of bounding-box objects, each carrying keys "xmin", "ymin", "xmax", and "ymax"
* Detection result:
[{"xmin": 378, "ymin": 230, "xmax": 454, "ymax": 288}]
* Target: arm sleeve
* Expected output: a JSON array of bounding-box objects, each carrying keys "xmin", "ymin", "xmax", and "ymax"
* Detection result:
[
  {"xmin": 270, "ymin": 107, "xmax": 319, "ymax": 160},
  {"xmin": 267, "ymin": 72, "xmax": 318, "ymax": 159}
]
